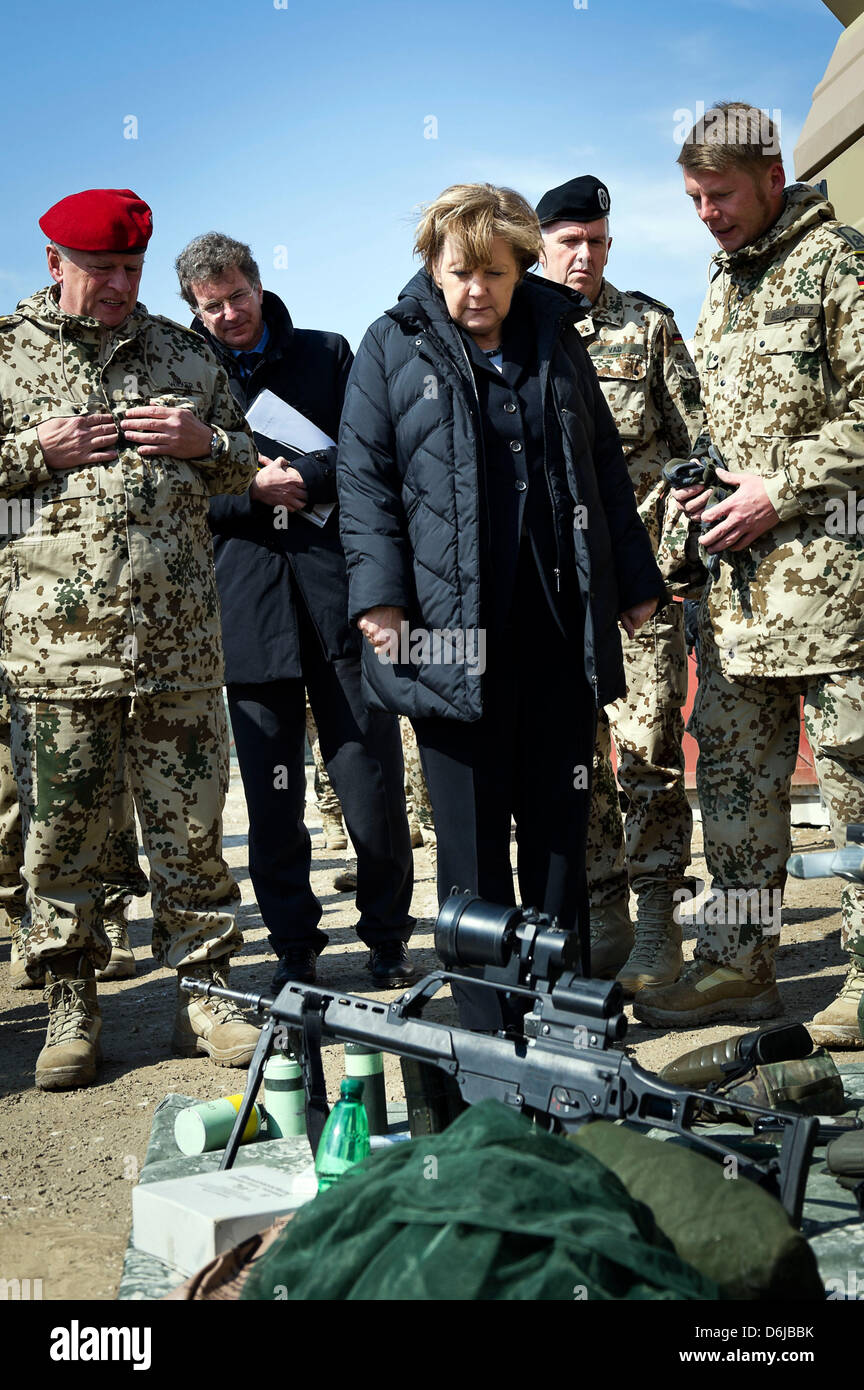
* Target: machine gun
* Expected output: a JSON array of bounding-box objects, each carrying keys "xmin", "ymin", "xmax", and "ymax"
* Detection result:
[
  {"xmin": 181, "ymin": 891, "xmax": 818, "ymax": 1226},
  {"xmin": 663, "ymin": 431, "xmax": 750, "ymax": 595}
]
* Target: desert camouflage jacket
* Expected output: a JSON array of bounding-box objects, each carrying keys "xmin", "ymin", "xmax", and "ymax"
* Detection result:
[
  {"xmin": 693, "ymin": 185, "xmax": 864, "ymax": 677},
  {"xmin": 577, "ymin": 280, "xmax": 704, "ymax": 589},
  {"xmin": 0, "ymin": 287, "xmax": 257, "ymax": 697}
]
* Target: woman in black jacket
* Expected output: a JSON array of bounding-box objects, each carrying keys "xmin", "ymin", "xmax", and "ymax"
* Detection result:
[{"xmin": 338, "ymin": 183, "xmax": 666, "ymax": 1028}]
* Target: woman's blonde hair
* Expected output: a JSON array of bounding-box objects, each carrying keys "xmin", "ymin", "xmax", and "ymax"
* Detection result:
[{"xmin": 414, "ymin": 183, "xmax": 543, "ymax": 277}]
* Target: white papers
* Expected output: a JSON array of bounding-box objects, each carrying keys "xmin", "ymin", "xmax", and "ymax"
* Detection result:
[{"xmin": 246, "ymin": 388, "xmax": 336, "ymax": 526}]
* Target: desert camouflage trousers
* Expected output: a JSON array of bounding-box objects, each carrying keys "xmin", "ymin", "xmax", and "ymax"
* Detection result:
[
  {"xmin": 586, "ymin": 601, "xmax": 692, "ymax": 904},
  {"xmin": 304, "ymin": 693, "xmax": 342, "ymax": 821},
  {"xmin": 305, "ymin": 698, "xmax": 433, "ymax": 833},
  {"xmin": 690, "ymin": 613, "xmax": 864, "ymax": 982},
  {"xmin": 0, "ymin": 698, "xmax": 147, "ymax": 929},
  {"xmin": 10, "ymin": 688, "xmax": 242, "ymax": 977},
  {"xmin": 400, "ymin": 716, "xmax": 434, "ymax": 831}
]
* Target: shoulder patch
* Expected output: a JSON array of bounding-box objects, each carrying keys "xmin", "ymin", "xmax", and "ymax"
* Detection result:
[
  {"xmin": 831, "ymin": 225, "xmax": 864, "ymax": 254},
  {"xmin": 625, "ymin": 290, "xmax": 673, "ymax": 316}
]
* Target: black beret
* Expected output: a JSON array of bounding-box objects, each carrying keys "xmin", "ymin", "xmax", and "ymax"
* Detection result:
[{"xmin": 536, "ymin": 176, "xmax": 611, "ymax": 227}]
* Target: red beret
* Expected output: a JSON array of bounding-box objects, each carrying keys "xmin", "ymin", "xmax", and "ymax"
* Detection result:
[{"xmin": 39, "ymin": 188, "xmax": 153, "ymax": 252}]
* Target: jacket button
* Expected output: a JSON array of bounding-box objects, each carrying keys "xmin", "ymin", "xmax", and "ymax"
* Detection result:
[
  {"xmin": 22, "ymin": 415, "xmax": 30, "ymax": 423},
  {"xmin": 415, "ymin": 338, "xmax": 423, "ymax": 347},
  {"xmin": 759, "ymin": 340, "xmax": 766, "ymax": 348},
  {"xmin": 504, "ymin": 402, "xmax": 517, "ymax": 413},
  {"xmin": 510, "ymin": 440, "xmax": 522, "ymax": 453},
  {"xmin": 515, "ymin": 480, "xmax": 527, "ymax": 492}
]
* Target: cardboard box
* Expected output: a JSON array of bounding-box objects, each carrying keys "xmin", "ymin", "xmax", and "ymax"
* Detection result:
[{"xmin": 132, "ymin": 1163, "xmax": 317, "ymax": 1276}]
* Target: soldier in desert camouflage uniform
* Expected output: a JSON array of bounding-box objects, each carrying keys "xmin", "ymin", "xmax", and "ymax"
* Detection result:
[
  {"xmin": 636, "ymin": 104, "xmax": 864, "ymax": 1044},
  {"xmin": 0, "ymin": 188, "xmax": 260, "ymax": 1088},
  {"xmin": 539, "ymin": 176, "xmax": 703, "ymax": 994}
]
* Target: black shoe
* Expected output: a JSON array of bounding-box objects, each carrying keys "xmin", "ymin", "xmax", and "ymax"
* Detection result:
[
  {"xmin": 272, "ymin": 947, "xmax": 318, "ymax": 990},
  {"xmin": 366, "ymin": 940, "xmax": 415, "ymax": 987}
]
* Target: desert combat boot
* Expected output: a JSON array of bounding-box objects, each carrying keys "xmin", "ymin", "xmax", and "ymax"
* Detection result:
[
  {"xmin": 8, "ymin": 914, "xmax": 40, "ymax": 990},
  {"xmin": 35, "ymin": 953, "xmax": 102, "ymax": 1090},
  {"xmin": 616, "ymin": 881, "xmax": 684, "ymax": 997},
  {"xmin": 173, "ymin": 958, "xmax": 260, "ymax": 1067},
  {"xmin": 588, "ymin": 896, "xmax": 634, "ymax": 979},
  {"xmin": 321, "ymin": 810, "xmax": 348, "ymax": 851},
  {"xmin": 634, "ymin": 959, "xmax": 782, "ymax": 1028},
  {"xmin": 807, "ymin": 956, "xmax": 864, "ymax": 1050},
  {"xmin": 94, "ymin": 904, "xmax": 136, "ymax": 981}
]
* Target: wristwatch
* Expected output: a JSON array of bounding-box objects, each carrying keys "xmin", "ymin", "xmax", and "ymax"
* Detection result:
[{"xmin": 209, "ymin": 431, "xmax": 226, "ymax": 460}]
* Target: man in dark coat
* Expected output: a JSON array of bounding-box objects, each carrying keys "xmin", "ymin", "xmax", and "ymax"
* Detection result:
[{"xmin": 175, "ymin": 233, "xmax": 414, "ymax": 987}]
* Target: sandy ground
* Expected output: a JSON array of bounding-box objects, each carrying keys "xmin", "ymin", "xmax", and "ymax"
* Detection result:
[{"xmin": 0, "ymin": 765, "xmax": 857, "ymax": 1301}]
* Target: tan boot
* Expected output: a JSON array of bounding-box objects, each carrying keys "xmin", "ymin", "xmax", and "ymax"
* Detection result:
[
  {"xmin": 407, "ymin": 813, "xmax": 424, "ymax": 849},
  {"xmin": 589, "ymin": 898, "xmax": 634, "ymax": 979},
  {"xmin": 94, "ymin": 908, "xmax": 136, "ymax": 981},
  {"xmin": 616, "ymin": 883, "xmax": 684, "ymax": 997},
  {"xmin": 321, "ymin": 812, "xmax": 347, "ymax": 851},
  {"xmin": 807, "ymin": 957, "xmax": 864, "ymax": 1050},
  {"xmin": 333, "ymin": 859, "xmax": 358, "ymax": 893},
  {"xmin": 8, "ymin": 916, "xmax": 41, "ymax": 991},
  {"xmin": 35, "ymin": 955, "xmax": 102, "ymax": 1091},
  {"xmin": 634, "ymin": 959, "xmax": 782, "ymax": 1029},
  {"xmin": 173, "ymin": 959, "xmax": 260, "ymax": 1067}
]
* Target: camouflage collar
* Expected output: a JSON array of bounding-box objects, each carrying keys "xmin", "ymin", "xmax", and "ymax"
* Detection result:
[
  {"xmin": 24, "ymin": 284, "xmax": 150, "ymax": 343},
  {"xmin": 590, "ymin": 280, "xmax": 625, "ymax": 327}
]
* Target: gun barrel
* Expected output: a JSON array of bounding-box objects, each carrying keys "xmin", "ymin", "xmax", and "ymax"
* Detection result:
[
  {"xmin": 786, "ymin": 847, "xmax": 864, "ymax": 882},
  {"xmin": 179, "ymin": 979, "xmax": 273, "ymax": 1014}
]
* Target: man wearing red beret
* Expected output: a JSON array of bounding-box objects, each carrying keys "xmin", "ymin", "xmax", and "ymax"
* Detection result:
[{"xmin": 0, "ymin": 188, "xmax": 261, "ymax": 1089}]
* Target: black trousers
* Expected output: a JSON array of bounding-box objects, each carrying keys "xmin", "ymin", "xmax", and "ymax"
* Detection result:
[
  {"xmin": 413, "ymin": 566, "xmax": 596, "ymax": 1030},
  {"xmin": 227, "ymin": 592, "xmax": 413, "ymax": 956}
]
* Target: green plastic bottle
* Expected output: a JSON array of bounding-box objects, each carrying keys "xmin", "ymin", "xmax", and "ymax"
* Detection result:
[{"xmin": 314, "ymin": 1077, "xmax": 371, "ymax": 1193}]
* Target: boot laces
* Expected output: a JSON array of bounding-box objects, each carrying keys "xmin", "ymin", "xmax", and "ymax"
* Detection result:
[
  {"xmin": 836, "ymin": 963, "xmax": 864, "ymax": 1002},
  {"xmin": 103, "ymin": 918, "xmax": 128, "ymax": 950},
  {"xmin": 45, "ymin": 980, "xmax": 96, "ymax": 1045},
  {"xmin": 630, "ymin": 899, "xmax": 676, "ymax": 961}
]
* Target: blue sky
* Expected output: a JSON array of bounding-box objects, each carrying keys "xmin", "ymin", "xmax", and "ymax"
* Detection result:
[{"xmin": 0, "ymin": 0, "xmax": 842, "ymax": 347}]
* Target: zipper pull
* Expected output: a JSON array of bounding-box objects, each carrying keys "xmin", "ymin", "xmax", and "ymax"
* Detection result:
[{"xmin": 554, "ymin": 567, "xmax": 560, "ymax": 593}]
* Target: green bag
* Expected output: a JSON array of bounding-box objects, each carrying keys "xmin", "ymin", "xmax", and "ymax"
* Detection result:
[
  {"xmin": 569, "ymin": 1120, "xmax": 824, "ymax": 1300},
  {"xmin": 241, "ymin": 1100, "xmax": 719, "ymax": 1301}
]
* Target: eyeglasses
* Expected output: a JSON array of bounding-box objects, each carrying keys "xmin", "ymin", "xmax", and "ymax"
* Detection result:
[{"xmin": 197, "ymin": 288, "xmax": 256, "ymax": 318}]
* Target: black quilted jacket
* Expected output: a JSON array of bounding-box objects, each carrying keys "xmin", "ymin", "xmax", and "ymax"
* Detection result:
[{"xmin": 337, "ymin": 270, "xmax": 666, "ymax": 720}]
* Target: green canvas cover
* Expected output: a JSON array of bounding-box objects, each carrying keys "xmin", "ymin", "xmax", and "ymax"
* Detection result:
[
  {"xmin": 570, "ymin": 1121, "xmax": 824, "ymax": 1300},
  {"xmin": 241, "ymin": 1100, "xmax": 719, "ymax": 1301}
]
